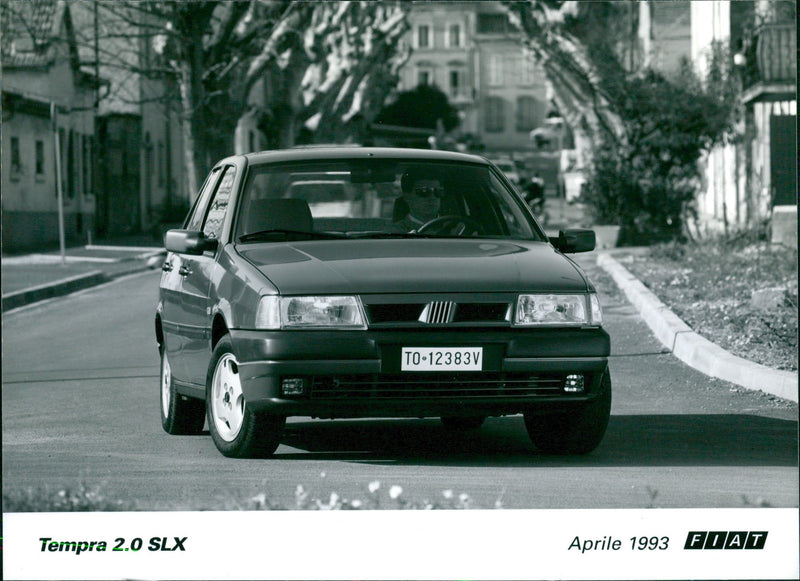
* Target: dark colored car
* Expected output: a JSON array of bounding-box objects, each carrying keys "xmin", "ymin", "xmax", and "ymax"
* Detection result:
[{"xmin": 155, "ymin": 147, "xmax": 610, "ymax": 458}]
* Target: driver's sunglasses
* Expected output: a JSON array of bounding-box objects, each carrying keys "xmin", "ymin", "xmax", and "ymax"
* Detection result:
[{"xmin": 412, "ymin": 185, "xmax": 445, "ymax": 198}]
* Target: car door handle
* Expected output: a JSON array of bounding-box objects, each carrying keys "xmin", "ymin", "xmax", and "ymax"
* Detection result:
[
  {"xmin": 162, "ymin": 261, "xmax": 173, "ymax": 272},
  {"xmin": 178, "ymin": 265, "xmax": 192, "ymax": 276}
]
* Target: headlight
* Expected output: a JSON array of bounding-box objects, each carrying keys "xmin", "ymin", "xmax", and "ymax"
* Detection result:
[
  {"xmin": 256, "ymin": 295, "xmax": 366, "ymax": 329},
  {"xmin": 514, "ymin": 293, "xmax": 602, "ymax": 326}
]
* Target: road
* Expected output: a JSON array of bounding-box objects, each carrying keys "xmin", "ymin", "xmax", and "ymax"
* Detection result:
[{"xmin": 2, "ymin": 258, "xmax": 797, "ymax": 510}]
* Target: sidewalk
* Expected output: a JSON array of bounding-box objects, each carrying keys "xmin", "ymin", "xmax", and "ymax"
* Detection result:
[{"xmin": 1, "ymin": 237, "xmax": 165, "ymax": 312}]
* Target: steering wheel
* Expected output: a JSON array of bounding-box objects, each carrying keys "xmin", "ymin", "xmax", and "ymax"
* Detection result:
[{"xmin": 416, "ymin": 215, "xmax": 483, "ymax": 236}]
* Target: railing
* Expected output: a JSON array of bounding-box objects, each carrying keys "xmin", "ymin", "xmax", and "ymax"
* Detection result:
[{"xmin": 750, "ymin": 23, "xmax": 796, "ymax": 86}]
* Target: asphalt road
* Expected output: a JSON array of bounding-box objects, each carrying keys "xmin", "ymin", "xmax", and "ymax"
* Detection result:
[{"xmin": 2, "ymin": 258, "xmax": 797, "ymax": 510}]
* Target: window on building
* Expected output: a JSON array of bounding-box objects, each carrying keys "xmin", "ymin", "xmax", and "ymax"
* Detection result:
[
  {"xmin": 449, "ymin": 67, "xmax": 467, "ymax": 99},
  {"xmin": 447, "ymin": 23, "xmax": 462, "ymax": 48},
  {"xmin": 477, "ymin": 13, "xmax": 509, "ymax": 34},
  {"xmin": 488, "ymin": 55, "xmax": 504, "ymax": 86},
  {"xmin": 10, "ymin": 136, "xmax": 21, "ymax": 179},
  {"xmin": 416, "ymin": 24, "xmax": 431, "ymax": 49},
  {"xmin": 143, "ymin": 132, "xmax": 153, "ymax": 209},
  {"xmin": 67, "ymin": 130, "xmax": 77, "ymax": 199},
  {"xmin": 81, "ymin": 136, "xmax": 92, "ymax": 192},
  {"xmin": 485, "ymin": 96, "xmax": 505, "ymax": 133},
  {"xmin": 516, "ymin": 96, "xmax": 537, "ymax": 132},
  {"xmin": 36, "ymin": 140, "xmax": 45, "ymax": 179},
  {"xmin": 58, "ymin": 128, "xmax": 66, "ymax": 197},
  {"xmin": 519, "ymin": 57, "xmax": 536, "ymax": 86},
  {"xmin": 158, "ymin": 140, "xmax": 165, "ymax": 187},
  {"xmin": 417, "ymin": 67, "xmax": 433, "ymax": 86}
]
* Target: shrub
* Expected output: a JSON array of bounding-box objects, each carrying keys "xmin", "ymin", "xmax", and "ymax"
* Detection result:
[{"xmin": 584, "ymin": 46, "xmax": 738, "ymax": 245}]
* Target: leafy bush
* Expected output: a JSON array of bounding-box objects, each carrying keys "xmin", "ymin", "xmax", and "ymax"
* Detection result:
[
  {"xmin": 3, "ymin": 482, "xmax": 134, "ymax": 512},
  {"xmin": 584, "ymin": 46, "xmax": 738, "ymax": 245},
  {"xmin": 4, "ymin": 480, "xmax": 498, "ymax": 512}
]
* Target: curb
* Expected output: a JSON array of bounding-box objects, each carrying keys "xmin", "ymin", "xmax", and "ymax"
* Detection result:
[
  {"xmin": 597, "ymin": 253, "xmax": 798, "ymax": 403},
  {"xmin": 2, "ymin": 270, "xmax": 107, "ymax": 312},
  {"xmin": 1, "ymin": 262, "xmax": 155, "ymax": 312}
]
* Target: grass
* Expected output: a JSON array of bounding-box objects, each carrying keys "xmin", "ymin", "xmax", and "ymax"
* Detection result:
[{"xmin": 617, "ymin": 235, "xmax": 798, "ymax": 371}]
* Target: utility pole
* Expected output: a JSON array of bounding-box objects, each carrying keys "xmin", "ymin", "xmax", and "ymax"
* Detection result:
[{"xmin": 52, "ymin": 103, "xmax": 66, "ymax": 265}]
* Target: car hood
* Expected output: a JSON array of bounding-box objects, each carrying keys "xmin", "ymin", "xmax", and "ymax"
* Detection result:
[{"xmin": 237, "ymin": 239, "xmax": 589, "ymax": 295}]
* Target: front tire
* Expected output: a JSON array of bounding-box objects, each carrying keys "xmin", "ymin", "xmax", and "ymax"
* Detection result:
[
  {"xmin": 206, "ymin": 336, "xmax": 285, "ymax": 458},
  {"xmin": 160, "ymin": 346, "xmax": 205, "ymax": 435},
  {"xmin": 524, "ymin": 371, "xmax": 612, "ymax": 455}
]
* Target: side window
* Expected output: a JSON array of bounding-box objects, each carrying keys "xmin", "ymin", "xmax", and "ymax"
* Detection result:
[
  {"xmin": 186, "ymin": 167, "xmax": 222, "ymax": 231},
  {"xmin": 202, "ymin": 166, "xmax": 236, "ymax": 239}
]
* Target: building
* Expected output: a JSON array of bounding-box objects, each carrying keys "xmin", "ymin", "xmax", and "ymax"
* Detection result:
[
  {"xmin": 397, "ymin": 2, "xmax": 549, "ymax": 156},
  {"xmin": 636, "ymin": 0, "xmax": 795, "ymax": 244},
  {"xmin": 2, "ymin": 0, "xmax": 188, "ymax": 254},
  {"xmin": 69, "ymin": 1, "xmax": 188, "ymax": 239},
  {"xmin": 736, "ymin": 1, "xmax": 796, "ymax": 246},
  {"xmin": 2, "ymin": 0, "xmax": 99, "ymax": 253}
]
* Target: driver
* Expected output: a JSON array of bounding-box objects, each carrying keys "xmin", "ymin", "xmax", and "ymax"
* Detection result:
[{"xmin": 393, "ymin": 168, "xmax": 444, "ymax": 232}]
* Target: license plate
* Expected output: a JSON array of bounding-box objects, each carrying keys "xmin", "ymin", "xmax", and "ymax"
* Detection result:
[{"xmin": 401, "ymin": 347, "xmax": 483, "ymax": 371}]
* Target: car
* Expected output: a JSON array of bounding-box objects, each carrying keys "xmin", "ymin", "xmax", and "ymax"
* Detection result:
[
  {"xmin": 155, "ymin": 147, "xmax": 611, "ymax": 458},
  {"xmin": 487, "ymin": 157, "xmax": 521, "ymax": 186}
]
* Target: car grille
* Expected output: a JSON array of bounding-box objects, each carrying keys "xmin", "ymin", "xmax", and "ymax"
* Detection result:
[
  {"xmin": 366, "ymin": 302, "xmax": 511, "ymax": 325},
  {"xmin": 309, "ymin": 372, "xmax": 565, "ymax": 399}
]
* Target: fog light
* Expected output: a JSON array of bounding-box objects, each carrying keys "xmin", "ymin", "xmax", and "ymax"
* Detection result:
[
  {"xmin": 564, "ymin": 374, "xmax": 584, "ymax": 393},
  {"xmin": 281, "ymin": 377, "xmax": 307, "ymax": 396}
]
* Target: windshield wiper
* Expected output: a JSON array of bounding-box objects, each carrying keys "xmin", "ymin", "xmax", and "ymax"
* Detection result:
[
  {"xmin": 345, "ymin": 231, "xmax": 439, "ymax": 239},
  {"xmin": 238, "ymin": 229, "xmax": 346, "ymax": 243}
]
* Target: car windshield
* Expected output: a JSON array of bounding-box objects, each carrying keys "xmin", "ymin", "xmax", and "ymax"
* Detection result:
[{"xmin": 235, "ymin": 159, "xmax": 544, "ymax": 241}]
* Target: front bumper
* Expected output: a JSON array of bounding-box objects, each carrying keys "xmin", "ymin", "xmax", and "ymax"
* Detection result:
[{"xmin": 230, "ymin": 327, "xmax": 610, "ymax": 418}]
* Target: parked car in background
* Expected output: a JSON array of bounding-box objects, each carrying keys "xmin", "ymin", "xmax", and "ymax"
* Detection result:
[
  {"xmin": 488, "ymin": 157, "xmax": 521, "ymax": 186},
  {"xmin": 155, "ymin": 147, "xmax": 610, "ymax": 458}
]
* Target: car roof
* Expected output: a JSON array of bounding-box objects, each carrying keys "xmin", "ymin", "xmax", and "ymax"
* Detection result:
[{"xmin": 219, "ymin": 147, "xmax": 492, "ymax": 167}]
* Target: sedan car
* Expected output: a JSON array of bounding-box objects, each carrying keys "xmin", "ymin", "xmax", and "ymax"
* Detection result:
[
  {"xmin": 488, "ymin": 157, "xmax": 521, "ymax": 186},
  {"xmin": 156, "ymin": 147, "xmax": 610, "ymax": 458}
]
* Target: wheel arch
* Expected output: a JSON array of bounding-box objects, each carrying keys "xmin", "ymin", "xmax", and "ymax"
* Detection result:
[
  {"xmin": 211, "ymin": 313, "xmax": 230, "ymax": 350},
  {"xmin": 155, "ymin": 311, "xmax": 164, "ymax": 352}
]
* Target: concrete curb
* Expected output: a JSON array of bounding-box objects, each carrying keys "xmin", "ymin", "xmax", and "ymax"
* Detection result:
[
  {"xmin": 1, "ymin": 262, "xmax": 156, "ymax": 312},
  {"xmin": 2, "ymin": 270, "xmax": 107, "ymax": 312},
  {"xmin": 597, "ymin": 253, "xmax": 798, "ymax": 403}
]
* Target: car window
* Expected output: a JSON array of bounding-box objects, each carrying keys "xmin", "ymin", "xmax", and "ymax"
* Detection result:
[
  {"xmin": 202, "ymin": 166, "xmax": 236, "ymax": 240},
  {"xmin": 186, "ymin": 167, "xmax": 222, "ymax": 231},
  {"xmin": 236, "ymin": 159, "xmax": 543, "ymax": 241}
]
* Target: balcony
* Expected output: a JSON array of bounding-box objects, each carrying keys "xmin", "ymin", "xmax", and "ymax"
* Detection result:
[{"xmin": 741, "ymin": 23, "xmax": 796, "ymax": 104}]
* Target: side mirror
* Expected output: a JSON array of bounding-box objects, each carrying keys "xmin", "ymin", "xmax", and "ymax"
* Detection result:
[
  {"xmin": 164, "ymin": 229, "xmax": 219, "ymax": 255},
  {"xmin": 549, "ymin": 228, "xmax": 596, "ymax": 253}
]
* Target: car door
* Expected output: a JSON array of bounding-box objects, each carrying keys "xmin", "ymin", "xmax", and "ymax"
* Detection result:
[
  {"xmin": 180, "ymin": 165, "xmax": 237, "ymax": 386},
  {"xmin": 161, "ymin": 167, "xmax": 222, "ymax": 383}
]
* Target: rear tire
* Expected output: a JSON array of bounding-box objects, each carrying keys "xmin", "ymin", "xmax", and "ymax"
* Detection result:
[
  {"xmin": 160, "ymin": 346, "xmax": 205, "ymax": 435},
  {"xmin": 440, "ymin": 416, "xmax": 486, "ymax": 431},
  {"xmin": 524, "ymin": 371, "xmax": 611, "ymax": 455},
  {"xmin": 206, "ymin": 335, "xmax": 285, "ymax": 458}
]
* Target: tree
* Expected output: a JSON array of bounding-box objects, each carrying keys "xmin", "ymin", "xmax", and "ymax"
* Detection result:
[
  {"xmin": 71, "ymin": 1, "xmax": 410, "ymax": 195},
  {"xmin": 501, "ymin": 1, "xmax": 738, "ymax": 244},
  {"xmin": 587, "ymin": 62, "xmax": 737, "ymax": 244},
  {"xmin": 503, "ymin": 1, "xmax": 628, "ymax": 156},
  {"xmin": 150, "ymin": 1, "xmax": 410, "ymax": 194},
  {"xmin": 375, "ymin": 83, "xmax": 460, "ymax": 132}
]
